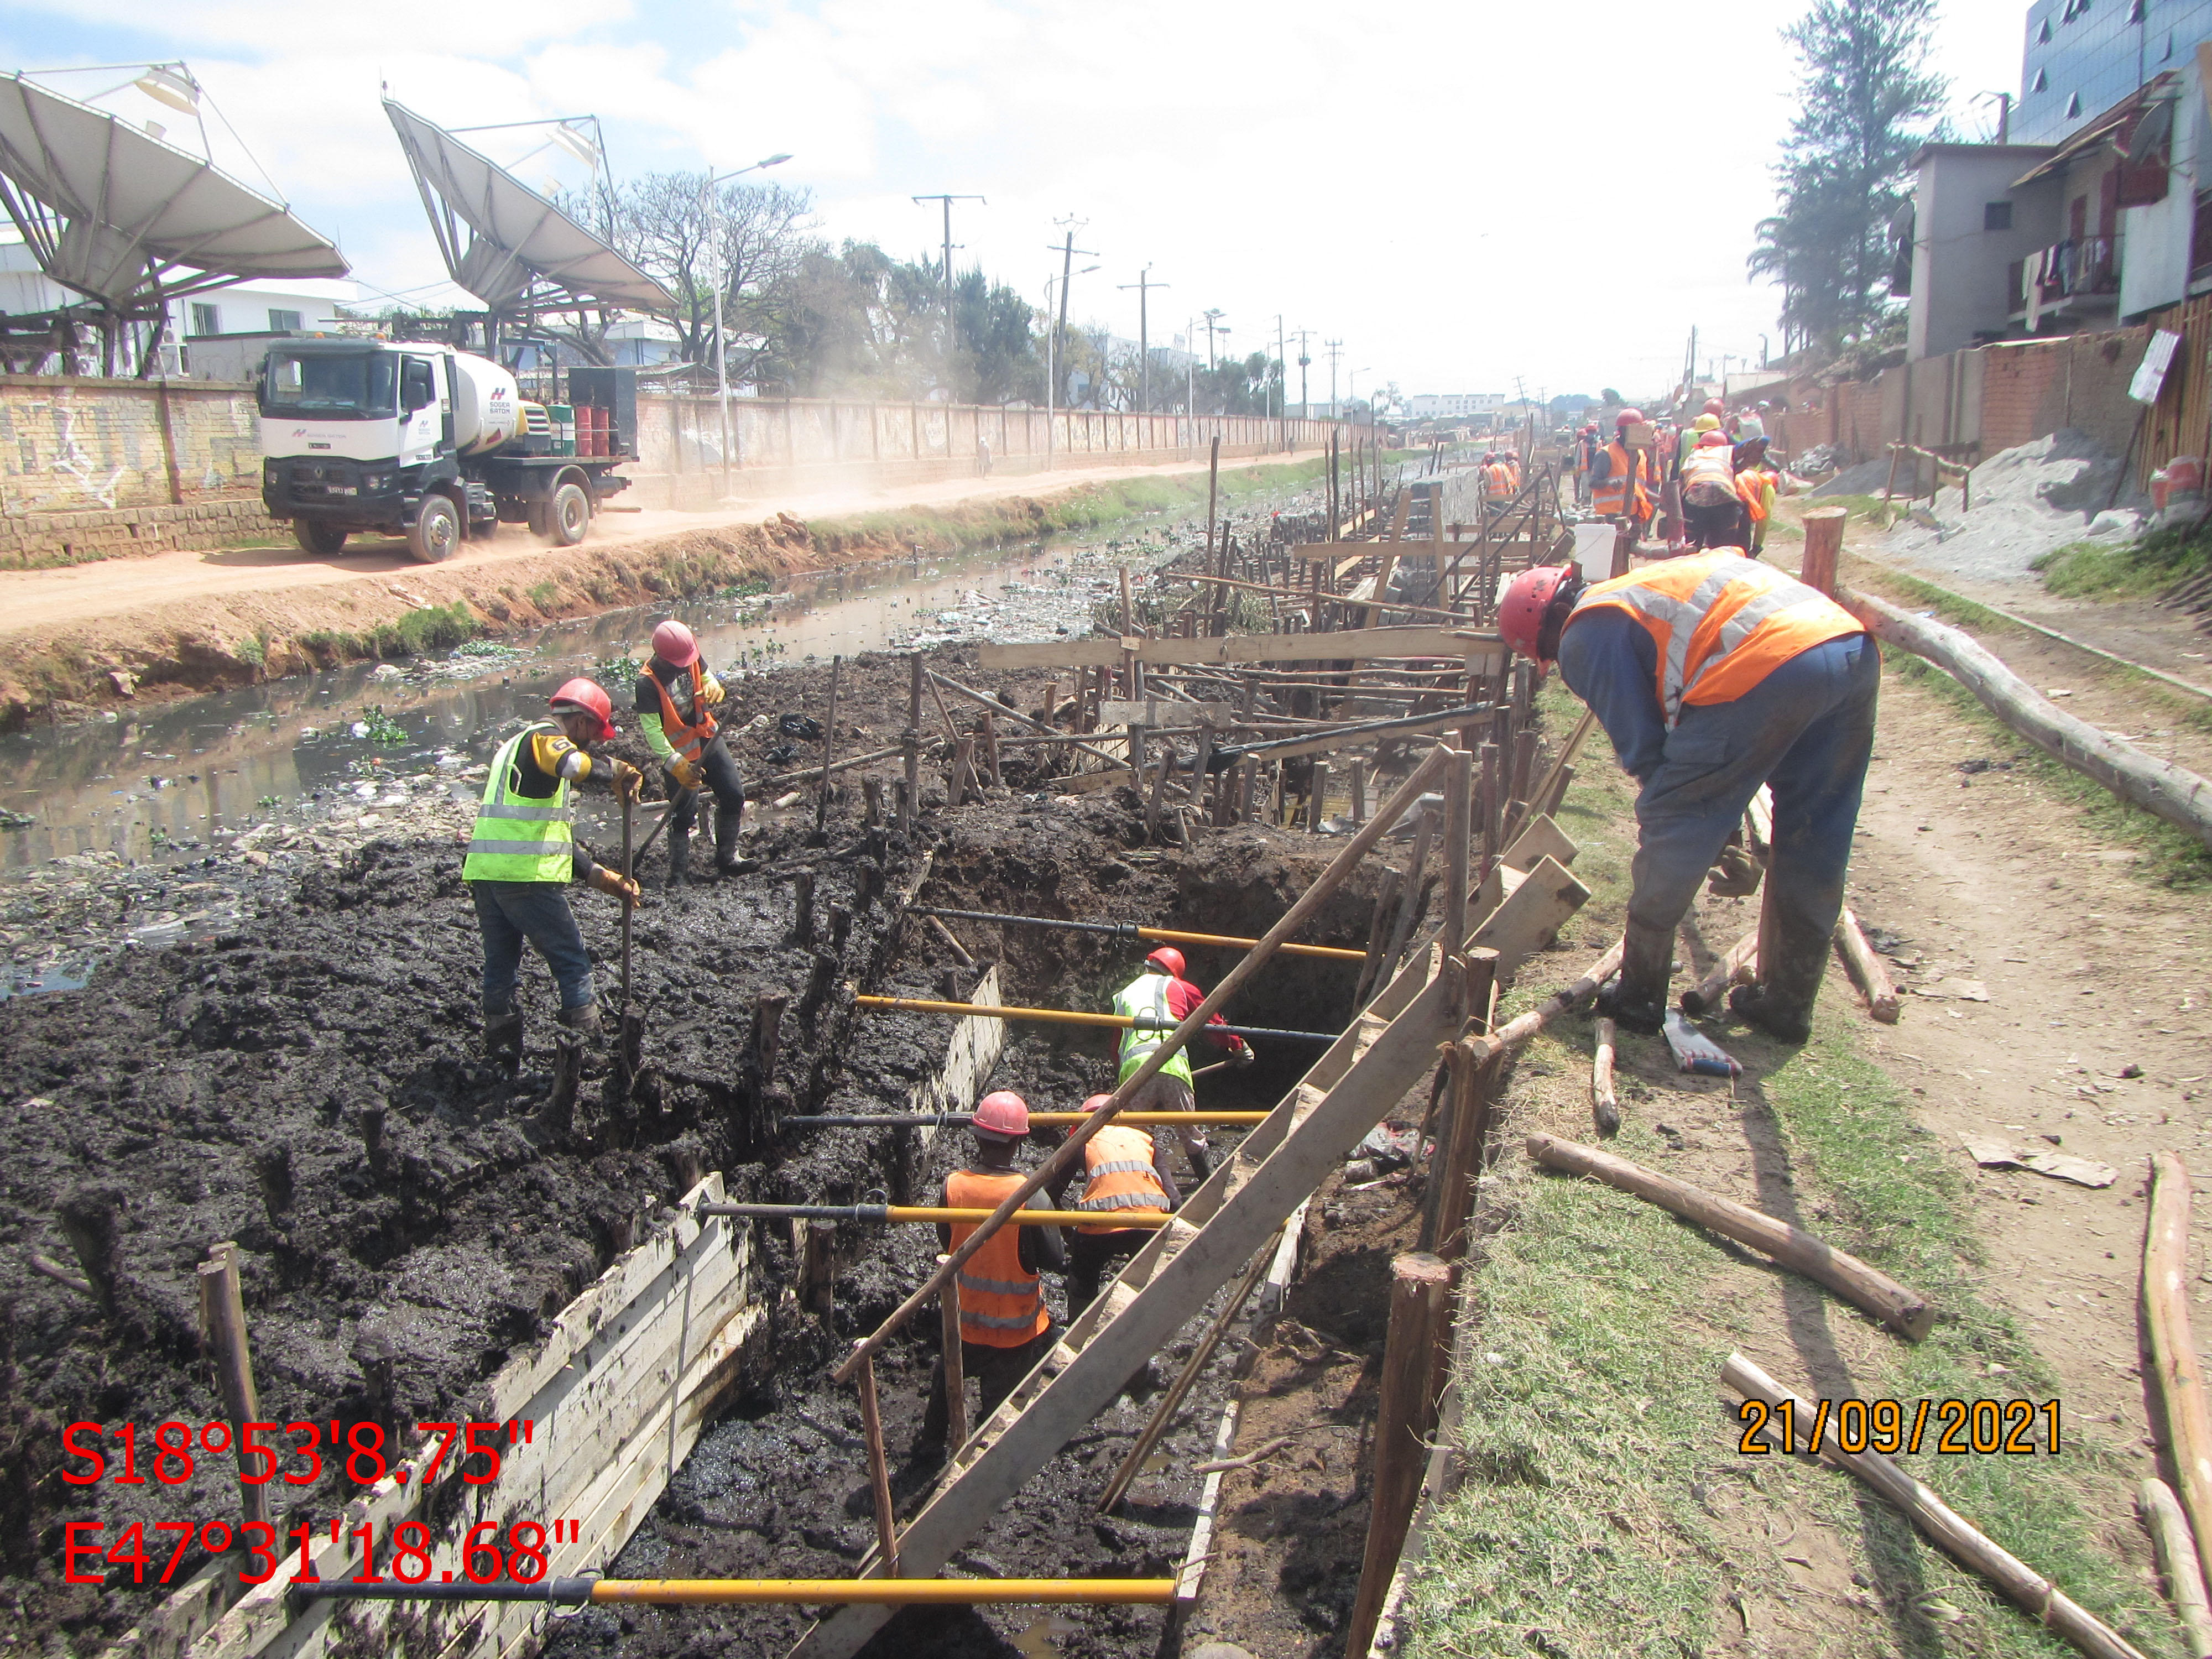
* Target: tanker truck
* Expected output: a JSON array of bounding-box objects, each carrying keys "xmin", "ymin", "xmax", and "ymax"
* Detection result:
[{"xmin": 258, "ymin": 338, "xmax": 640, "ymax": 562}]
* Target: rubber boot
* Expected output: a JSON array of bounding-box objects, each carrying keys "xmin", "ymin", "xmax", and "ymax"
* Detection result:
[
  {"xmin": 557, "ymin": 1000, "xmax": 603, "ymax": 1039},
  {"xmin": 665, "ymin": 825, "xmax": 691, "ymax": 890},
  {"xmin": 1728, "ymin": 907, "xmax": 1830, "ymax": 1045},
  {"xmin": 1184, "ymin": 1139, "xmax": 1214, "ymax": 1182},
  {"xmin": 1597, "ymin": 920, "xmax": 1674, "ymax": 1036},
  {"xmin": 483, "ymin": 1009, "xmax": 523, "ymax": 1072},
  {"xmin": 714, "ymin": 800, "xmax": 758, "ymax": 877},
  {"xmin": 539, "ymin": 1036, "xmax": 582, "ymax": 1133}
]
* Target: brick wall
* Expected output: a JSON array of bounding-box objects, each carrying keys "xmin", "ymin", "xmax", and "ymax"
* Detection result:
[{"xmin": 0, "ymin": 374, "xmax": 265, "ymax": 514}]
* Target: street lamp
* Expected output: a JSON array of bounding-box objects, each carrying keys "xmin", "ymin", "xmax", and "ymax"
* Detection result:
[
  {"xmin": 1044, "ymin": 264, "xmax": 1099, "ymax": 471},
  {"xmin": 702, "ymin": 151, "xmax": 792, "ymax": 491}
]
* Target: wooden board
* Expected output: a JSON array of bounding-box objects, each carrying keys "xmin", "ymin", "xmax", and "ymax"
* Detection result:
[
  {"xmin": 1098, "ymin": 699, "xmax": 1237, "ymax": 727},
  {"xmin": 981, "ymin": 628, "xmax": 1504, "ymax": 672},
  {"xmin": 1467, "ymin": 855, "xmax": 1589, "ymax": 985},
  {"xmin": 907, "ymin": 966, "xmax": 1005, "ymax": 1151},
  {"xmin": 1501, "ymin": 813, "xmax": 1578, "ymax": 873}
]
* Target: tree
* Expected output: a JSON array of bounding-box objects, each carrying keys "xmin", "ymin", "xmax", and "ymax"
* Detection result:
[{"xmin": 1749, "ymin": 0, "xmax": 1947, "ymax": 356}]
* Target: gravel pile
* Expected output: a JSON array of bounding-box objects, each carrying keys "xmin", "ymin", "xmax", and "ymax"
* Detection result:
[{"xmin": 1876, "ymin": 429, "xmax": 2146, "ymax": 585}]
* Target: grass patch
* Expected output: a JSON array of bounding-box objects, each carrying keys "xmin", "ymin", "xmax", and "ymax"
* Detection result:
[
  {"xmin": 299, "ymin": 601, "xmax": 481, "ymax": 664},
  {"xmin": 2034, "ymin": 525, "xmax": 2212, "ymax": 601},
  {"xmin": 526, "ymin": 580, "xmax": 560, "ymax": 611},
  {"xmin": 1403, "ymin": 691, "xmax": 2182, "ymax": 1659}
]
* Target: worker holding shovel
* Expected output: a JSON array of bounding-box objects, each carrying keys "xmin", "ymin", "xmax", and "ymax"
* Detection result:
[
  {"xmin": 462, "ymin": 679, "xmax": 642, "ymax": 1068},
  {"xmin": 636, "ymin": 620, "xmax": 751, "ymax": 886},
  {"xmin": 1496, "ymin": 552, "xmax": 1875, "ymax": 1043}
]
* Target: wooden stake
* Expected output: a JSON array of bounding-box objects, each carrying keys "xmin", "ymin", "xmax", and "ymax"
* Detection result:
[
  {"xmin": 980, "ymin": 711, "xmax": 1002, "ymax": 787},
  {"xmin": 2141, "ymin": 1478, "xmax": 2212, "ymax": 1658},
  {"xmin": 1343, "ymin": 1253, "xmax": 1455, "ymax": 1657},
  {"xmin": 1532, "ymin": 1135, "xmax": 1933, "ymax": 1339},
  {"xmin": 2148, "ymin": 1151, "xmax": 2212, "ymax": 1609},
  {"xmin": 1680, "ymin": 927, "xmax": 1759, "ymax": 1016},
  {"xmin": 855, "ymin": 1349, "xmax": 901, "ymax": 1574},
  {"xmin": 1349, "ymin": 760, "xmax": 1367, "ymax": 823},
  {"xmin": 927, "ymin": 916, "xmax": 976, "ymax": 970},
  {"xmin": 1592, "ymin": 1016, "xmax": 1620, "ymax": 1138},
  {"xmin": 1418, "ymin": 956, "xmax": 1503, "ymax": 1258},
  {"xmin": 1380, "ymin": 806, "xmax": 1438, "ymax": 979},
  {"xmin": 937, "ymin": 1256, "xmax": 968, "ymax": 1452},
  {"xmin": 1726, "ymin": 1352, "xmax": 2148, "ymax": 1659},
  {"xmin": 1443, "ymin": 747, "xmax": 1473, "ymax": 949},
  {"xmin": 1308, "ymin": 761, "xmax": 1331, "ymax": 832},
  {"xmin": 818, "ymin": 655, "xmax": 842, "ymax": 831},
  {"xmin": 197, "ymin": 1245, "xmax": 272, "ymax": 1532},
  {"xmin": 1352, "ymin": 867, "xmax": 1402, "ymax": 1009},
  {"xmin": 1833, "ymin": 906, "xmax": 1900, "ymax": 1022},
  {"xmin": 791, "ymin": 870, "xmax": 816, "ymax": 945},
  {"xmin": 1799, "ymin": 507, "xmax": 1846, "ymax": 596}
]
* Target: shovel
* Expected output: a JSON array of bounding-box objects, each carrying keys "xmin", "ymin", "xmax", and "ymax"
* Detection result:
[{"xmin": 615, "ymin": 785, "xmax": 645, "ymax": 1091}]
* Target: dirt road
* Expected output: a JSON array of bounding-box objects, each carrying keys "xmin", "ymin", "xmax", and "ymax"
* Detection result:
[{"xmin": 0, "ymin": 450, "xmax": 1318, "ymax": 637}]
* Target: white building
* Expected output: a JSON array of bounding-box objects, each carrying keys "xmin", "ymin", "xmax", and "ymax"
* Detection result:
[{"xmin": 1405, "ymin": 392, "xmax": 1505, "ymax": 418}]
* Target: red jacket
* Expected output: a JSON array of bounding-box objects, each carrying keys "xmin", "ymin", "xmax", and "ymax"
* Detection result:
[{"xmin": 1164, "ymin": 975, "xmax": 1249, "ymax": 1055}]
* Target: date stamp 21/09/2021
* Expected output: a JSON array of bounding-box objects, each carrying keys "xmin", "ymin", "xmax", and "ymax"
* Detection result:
[{"xmin": 1739, "ymin": 1397, "xmax": 2062, "ymax": 1458}]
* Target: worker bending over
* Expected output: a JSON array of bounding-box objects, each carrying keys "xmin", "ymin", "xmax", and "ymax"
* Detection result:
[
  {"xmin": 1113, "ymin": 946, "xmax": 1253, "ymax": 1179},
  {"xmin": 1496, "ymin": 551, "xmax": 1876, "ymax": 1042},
  {"xmin": 1678, "ymin": 430, "xmax": 1745, "ymax": 551},
  {"xmin": 463, "ymin": 680, "xmax": 641, "ymax": 1067},
  {"xmin": 636, "ymin": 619, "xmax": 749, "ymax": 886},
  {"xmin": 1052, "ymin": 1094, "xmax": 1180, "ymax": 1313},
  {"xmin": 922, "ymin": 1091, "xmax": 1065, "ymax": 1444}
]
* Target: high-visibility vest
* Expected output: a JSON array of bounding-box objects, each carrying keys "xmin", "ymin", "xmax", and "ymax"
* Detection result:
[
  {"xmin": 1114, "ymin": 972, "xmax": 1196, "ymax": 1088},
  {"xmin": 1566, "ymin": 550, "xmax": 1863, "ymax": 726},
  {"xmin": 1590, "ymin": 442, "xmax": 1650, "ymax": 519},
  {"xmin": 1679, "ymin": 446, "xmax": 1736, "ymax": 504},
  {"xmin": 1737, "ymin": 467, "xmax": 1775, "ymax": 522},
  {"xmin": 462, "ymin": 724, "xmax": 576, "ymax": 883},
  {"xmin": 649, "ymin": 662, "xmax": 718, "ymax": 764},
  {"xmin": 1074, "ymin": 1125, "xmax": 1170, "ymax": 1236},
  {"xmin": 946, "ymin": 1168, "xmax": 1048, "ymax": 1347}
]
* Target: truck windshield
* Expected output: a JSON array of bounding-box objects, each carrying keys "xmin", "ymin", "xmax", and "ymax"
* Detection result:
[{"xmin": 262, "ymin": 352, "xmax": 397, "ymax": 419}]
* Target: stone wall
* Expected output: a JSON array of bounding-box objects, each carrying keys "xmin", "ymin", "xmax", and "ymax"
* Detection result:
[{"xmin": 0, "ymin": 374, "xmax": 264, "ymax": 514}]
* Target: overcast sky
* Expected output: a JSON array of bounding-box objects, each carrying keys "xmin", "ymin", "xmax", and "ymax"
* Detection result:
[{"xmin": 5, "ymin": 0, "xmax": 2032, "ymax": 401}]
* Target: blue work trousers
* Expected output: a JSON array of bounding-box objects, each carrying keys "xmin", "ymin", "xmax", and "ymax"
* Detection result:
[
  {"xmin": 469, "ymin": 880, "xmax": 596, "ymax": 1015},
  {"xmin": 1627, "ymin": 633, "xmax": 1880, "ymax": 953}
]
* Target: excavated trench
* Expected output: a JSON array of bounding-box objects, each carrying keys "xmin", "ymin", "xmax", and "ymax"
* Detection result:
[{"xmin": 0, "ymin": 645, "xmax": 1402, "ymax": 1659}]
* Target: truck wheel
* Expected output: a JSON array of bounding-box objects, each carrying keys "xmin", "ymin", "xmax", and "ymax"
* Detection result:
[
  {"xmin": 550, "ymin": 482, "xmax": 591, "ymax": 547},
  {"xmin": 408, "ymin": 494, "xmax": 461, "ymax": 564},
  {"xmin": 293, "ymin": 520, "xmax": 348, "ymax": 556}
]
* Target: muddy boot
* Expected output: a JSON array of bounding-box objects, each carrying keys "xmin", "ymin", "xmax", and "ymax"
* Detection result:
[
  {"xmin": 1727, "ymin": 907, "xmax": 1830, "ymax": 1044},
  {"xmin": 1184, "ymin": 1140, "xmax": 1214, "ymax": 1182},
  {"xmin": 483, "ymin": 1009, "xmax": 523, "ymax": 1072},
  {"xmin": 713, "ymin": 801, "xmax": 758, "ymax": 877},
  {"xmin": 1598, "ymin": 920, "xmax": 1674, "ymax": 1035},
  {"xmin": 558, "ymin": 1000, "xmax": 603, "ymax": 1039},
  {"xmin": 665, "ymin": 825, "xmax": 691, "ymax": 890}
]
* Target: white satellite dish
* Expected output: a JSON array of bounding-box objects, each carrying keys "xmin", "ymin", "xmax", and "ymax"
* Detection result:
[
  {"xmin": 383, "ymin": 97, "xmax": 672, "ymax": 316},
  {"xmin": 0, "ymin": 70, "xmax": 347, "ymax": 315}
]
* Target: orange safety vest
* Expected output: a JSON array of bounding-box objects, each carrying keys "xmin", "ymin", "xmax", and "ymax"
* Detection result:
[
  {"xmin": 1073, "ymin": 1125, "xmax": 1169, "ymax": 1237},
  {"xmin": 1566, "ymin": 549, "xmax": 1863, "ymax": 726},
  {"xmin": 1590, "ymin": 441, "xmax": 1651, "ymax": 520},
  {"xmin": 1736, "ymin": 467, "xmax": 1775, "ymax": 522},
  {"xmin": 1679, "ymin": 446, "xmax": 1736, "ymax": 504},
  {"xmin": 946, "ymin": 1168, "xmax": 1050, "ymax": 1347},
  {"xmin": 649, "ymin": 662, "xmax": 718, "ymax": 764}
]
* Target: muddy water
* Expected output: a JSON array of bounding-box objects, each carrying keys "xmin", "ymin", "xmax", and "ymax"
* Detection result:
[{"xmin": 0, "ymin": 524, "xmax": 1185, "ymax": 874}]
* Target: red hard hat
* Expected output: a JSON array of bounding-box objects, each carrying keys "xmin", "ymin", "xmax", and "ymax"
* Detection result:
[
  {"xmin": 1144, "ymin": 946, "xmax": 1186, "ymax": 978},
  {"xmin": 1082, "ymin": 1093, "xmax": 1114, "ymax": 1114},
  {"xmin": 549, "ymin": 678, "xmax": 616, "ymax": 741},
  {"xmin": 1615, "ymin": 407, "xmax": 1645, "ymax": 428},
  {"xmin": 1498, "ymin": 566, "xmax": 1575, "ymax": 664},
  {"xmin": 971, "ymin": 1090, "xmax": 1029, "ymax": 1140},
  {"xmin": 651, "ymin": 619, "xmax": 700, "ymax": 666},
  {"xmin": 1697, "ymin": 429, "xmax": 1729, "ymax": 447},
  {"xmin": 1703, "ymin": 398, "xmax": 1725, "ymax": 415}
]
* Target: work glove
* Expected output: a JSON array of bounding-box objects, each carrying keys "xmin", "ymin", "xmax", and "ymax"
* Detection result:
[
  {"xmin": 667, "ymin": 757, "xmax": 705, "ymax": 792},
  {"xmin": 1232, "ymin": 1041, "xmax": 1256, "ymax": 1068},
  {"xmin": 607, "ymin": 759, "xmax": 643, "ymax": 803},
  {"xmin": 588, "ymin": 866, "xmax": 641, "ymax": 904},
  {"xmin": 699, "ymin": 672, "xmax": 726, "ymax": 706}
]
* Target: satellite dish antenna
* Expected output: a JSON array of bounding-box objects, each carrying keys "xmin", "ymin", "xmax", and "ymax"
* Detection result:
[
  {"xmin": 0, "ymin": 68, "xmax": 347, "ymax": 322},
  {"xmin": 383, "ymin": 97, "xmax": 673, "ymax": 322}
]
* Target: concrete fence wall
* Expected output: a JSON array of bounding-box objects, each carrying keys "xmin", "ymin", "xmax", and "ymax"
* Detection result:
[{"xmin": 0, "ymin": 374, "xmax": 265, "ymax": 514}]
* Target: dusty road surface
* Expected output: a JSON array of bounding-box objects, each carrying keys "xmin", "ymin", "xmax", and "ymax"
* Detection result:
[{"xmin": 0, "ymin": 449, "xmax": 1322, "ymax": 637}]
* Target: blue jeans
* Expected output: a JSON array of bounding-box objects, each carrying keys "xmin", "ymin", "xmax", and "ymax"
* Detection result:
[
  {"xmin": 469, "ymin": 880, "xmax": 595, "ymax": 1014},
  {"xmin": 1628, "ymin": 633, "xmax": 1880, "ymax": 951}
]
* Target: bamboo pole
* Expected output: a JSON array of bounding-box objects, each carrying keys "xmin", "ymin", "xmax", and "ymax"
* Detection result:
[
  {"xmin": 2141, "ymin": 1478, "xmax": 2212, "ymax": 1658},
  {"xmin": 2148, "ymin": 1151, "xmax": 2212, "ymax": 1603},
  {"xmin": 1531, "ymin": 1135, "xmax": 1933, "ymax": 1339},
  {"xmin": 1834, "ymin": 906, "xmax": 1900, "ymax": 1022},
  {"xmin": 1475, "ymin": 939, "xmax": 1624, "ymax": 1057},
  {"xmin": 1343, "ymin": 1253, "xmax": 1455, "ymax": 1657},
  {"xmin": 927, "ymin": 669, "xmax": 1124, "ymax": 770},
  {"xmin": 1592, "ymin": 1016, "xmax": 1620, "ymax": 1138},
  {"xmin": 1725, "ymin": 1352, "xmax": 2148, "ymax": 1659},
  {"xmin": 196, "ymin": 1244, "xmax": 271, "ymax": 1533},
  {"xmin": 1097, "ymin": 1232, "xmax": 1281, "ymax": 1514},
  {"xmin": 833, "ymin": 743, "xmax": 1455, "ymax": 1384},
  {"xmin": 937, "ymin": 1256, "xmax": 968, "ymax": 1452}
]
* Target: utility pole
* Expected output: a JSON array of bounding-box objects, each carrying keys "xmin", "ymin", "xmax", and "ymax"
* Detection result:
[
  {"xmin": 1201, "ymin": 308, "xmax": 1226, "ymax": 371},
  {"xmin": 1050, "ymin": 217, "xmax": 1095, "ymax": 402},
  {"xmin": 1293, "ymin": 328, "xmax": 1312, "ymax": 419},
  {"xmin": 1274, "ymin": 315, "xmax": 1285, "ymax": 424},
  {"xmin": 1117, "ymin": 267, "xmax": 1167, "ymax": 412},
  {"xmin": 912, "ymin": 193, "xmax": 984, "ymax": 373},
  {"xmin": 1325, "ymin": 338, "xmax": 1344, "ymax": 418}
]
